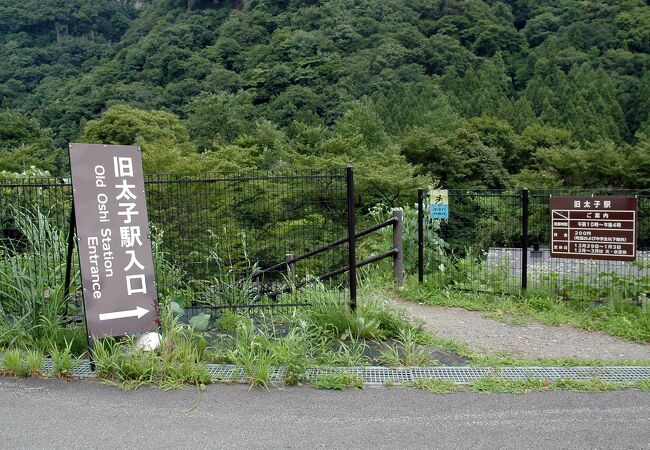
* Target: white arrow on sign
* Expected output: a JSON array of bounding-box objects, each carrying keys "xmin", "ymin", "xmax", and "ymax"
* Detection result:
[{"xmin": 99, "ymin": 306, "xmax": 150, "ymax": 321}]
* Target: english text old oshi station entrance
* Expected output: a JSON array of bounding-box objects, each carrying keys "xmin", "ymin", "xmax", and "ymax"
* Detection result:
[{"xmin": 69, "ymin": 143, "xmax": 159, "ymax": 339}]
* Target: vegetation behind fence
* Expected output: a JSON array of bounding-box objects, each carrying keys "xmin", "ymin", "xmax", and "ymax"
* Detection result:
[
  {"xmin": 4, "ymin": 172, "xmax": 650, "ymax": 321},
  {"xmin": 0, "ymin": 170, "xmax": 349, "ymax": 314},
  {"xmin": 419, "ymin": 189, "xmax": 650, "ymax": 304}
]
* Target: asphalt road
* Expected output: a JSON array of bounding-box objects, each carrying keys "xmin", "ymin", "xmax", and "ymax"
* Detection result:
[{"xmin": 1, "ymin": 377, "xmax": 649, "ymax": 449}]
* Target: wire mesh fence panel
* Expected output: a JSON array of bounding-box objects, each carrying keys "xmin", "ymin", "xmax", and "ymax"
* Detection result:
[
  {"xmin": 0, "ymin": 170, "xmax": 349, "ymax": 313},
  {"xmin": 0, "ymin": 178, "xmax": 78, "ymax": 318},
  {"xmin": 420, "ymin": 188, "xmax": 650, "ymax": 303},
  {"xmin": 145, "ymin": 170, "xmax": 349, "ymax": 308},
  {"xmin": 423, "ymin": 190, "xmax": 523, "ymax": 294}
]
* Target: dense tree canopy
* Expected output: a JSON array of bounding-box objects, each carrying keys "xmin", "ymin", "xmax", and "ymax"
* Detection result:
[{"xmin": 2, "ymin": 0, "xmax": 650, "ymax": 192}]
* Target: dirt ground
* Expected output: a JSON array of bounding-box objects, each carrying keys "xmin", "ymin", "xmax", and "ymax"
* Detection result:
[{"xmin": 391, "ymin": 298, "xmax": 650, "ymax": 362}]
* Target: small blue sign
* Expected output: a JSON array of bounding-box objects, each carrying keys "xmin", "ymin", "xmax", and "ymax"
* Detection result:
[
  {"xmin": 429, "ymin": 189, "xmax": 449, "ymax": 219},
  {"xmin": 430, "ymin": 204, "xmax": 449, "ymax": 219}
]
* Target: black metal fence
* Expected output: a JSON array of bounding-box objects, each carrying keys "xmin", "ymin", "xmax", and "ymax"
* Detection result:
[
  {"xmin": 0, "ymin": 178, "xmax": 72, "ymax": 301},
  {"xmin": 0, "ymin": 170, "xmax": 350, "ymax": 311},
  {"xmin": 418, "ymin": 188, "xmax": 650, "ymax": 302},
  {"xmin": 6, "ymin": 172, "xmax": 647, "ymax": 312}
]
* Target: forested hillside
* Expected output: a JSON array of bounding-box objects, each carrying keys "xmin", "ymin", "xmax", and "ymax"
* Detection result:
[{"xmin": 2, "ymin": 0, "xmax": 650, "ymax": 195}]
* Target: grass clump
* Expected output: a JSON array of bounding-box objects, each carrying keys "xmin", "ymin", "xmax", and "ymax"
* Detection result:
[
  {"xmin": 408, "ymin": 378, "xmax": 458, "ymax": 394},
  {"xmin": 312, "ymin": 372, "xmax": 364, "ymax": 390},
  {"xmin": 49, "ymin": 338, "xmax": 75, "ymax": 378},
  {"xmin": 635, "ymin": 379, "xmax": 650, "ymax": 391},
  {"xmin": 24, "ymin": 349, "xmax": 44, "ymax": 377},
  {"xmin": 469, "ymin": 377, "xmax": 629, "ymax": 393},
  {"xmin": 0, "ymin": 348, "xmax": 27, "ymax": 377},
  {"xmin": 551, "ymin": 378, "xmax": 628, "ymax": 392},
  {"xmin": 313, "ymin": 336, "xmax": 368, "ymax": 367},
  {"xmin": 275, "ymin": 329, "xmax": 309, "ymax": 386},
  {"xmin": 378, "ymin": 328, "xmax": 434, "ymax": 367},
  {"xmin": 0, "ymin": 347, "xmax": 44, "ymax": 377},
  {"xmin": 0, "ymin": 207, "xmax": 76, "ymax": 350},
  {"xmin": 299, "ymin": 285, "xmax": 422, "ymax": 341},
  {"xmin": 219, "ymin": 314, "xmax": 314, "ymax": 387},
  {"xmin": 226, "ymin": 319, "xmax": 275, "ymax": 388}
]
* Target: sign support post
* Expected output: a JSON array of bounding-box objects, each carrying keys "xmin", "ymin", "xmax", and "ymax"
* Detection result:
[{"xmin": 63, "ymin": 201, "xmax": 76, "ymax": 301}]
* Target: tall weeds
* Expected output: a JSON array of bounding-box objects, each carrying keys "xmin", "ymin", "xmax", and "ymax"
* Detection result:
[{"xmin": 0, "ymin": 205, "xmax": 71, "ymax": 347}]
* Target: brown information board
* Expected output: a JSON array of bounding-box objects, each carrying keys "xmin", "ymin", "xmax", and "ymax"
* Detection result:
[
  {"xmin": 70, "ymin": 143, "xmax": 159, "ymax": 338},
  {"xmin": 550, "ymin": 196, "xmax": 637, "ymax": 261}
]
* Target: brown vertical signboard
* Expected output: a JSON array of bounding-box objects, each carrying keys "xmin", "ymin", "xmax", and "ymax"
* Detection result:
[
  {"xmin": 70, "ymin": 143, "xmax": 159, "ymax": 338},
  {"xmin": 550, "ymin": 196, "xmax": 638, "ymax": 262}
]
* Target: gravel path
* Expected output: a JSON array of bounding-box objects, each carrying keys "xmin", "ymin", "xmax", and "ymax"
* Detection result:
[{"xmin": 393, "ymin": 298, "xmax": 650, "ymax": 361}]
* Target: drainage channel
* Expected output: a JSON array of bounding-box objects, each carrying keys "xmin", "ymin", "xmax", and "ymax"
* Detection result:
[{"xmin": 38, "ymin": 360, "xmax": 650, "ymax": 385}]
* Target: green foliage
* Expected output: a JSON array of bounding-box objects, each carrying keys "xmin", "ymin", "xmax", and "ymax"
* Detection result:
[
  {"xmin": 81, "ymin": 104, "xmax": 190, "ymax": 146},
  {"xmin": 2, "ymin": 0, "xmax": 648, "ymax": 190},
  {"xmin": 0, "ymin": 0, "xmax": 136, "ymax": 135},
  {"xmin": 311, "ymin": 372, "xmax": 364, "ymax": 390},
  {"xmin": 80, "ymin": 104, "xmax": 206, "ymax": 174},
  {"xmin": 0, "ymin": 110, "xmax": 64, "ymax": 174},
  {"xmin": 186, "ymin": 91, "xmax": 255, "ymax": 149},
  {"xmin": 365, "ymin": 204, "xmax": 449, "ymax": 276}
]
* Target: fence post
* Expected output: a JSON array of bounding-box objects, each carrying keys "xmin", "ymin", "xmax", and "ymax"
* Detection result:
[
  {"xmin": 417, "ymin": 188, "xmax": 424, "ymax": 284},
  {"xmin": 63, "ymin": 202, "xmax": 76, "ymax": 300},
  {"xmin": 393, "ymin": 208, "xmax": 404, "ymax": 287},
  {"xmin": 521, "ymin": 187, "xmax": 529, "ymax": 292},
  {"xmin": 285, "ymin": 253, "xmax": 296, "ymax": 286},
  {"xmin": 346, "ymin": 166, "xmax": 357, "ymax": 311}
]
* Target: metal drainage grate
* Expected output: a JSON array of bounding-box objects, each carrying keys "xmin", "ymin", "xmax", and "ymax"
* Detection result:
[
  {"xmin": 301, "ymin": 366, "xmax": 650, "ymax": 385},
  {"xmin": 71, "ymin": 360, "xmax": 96, "ymax": 378},
  {"xmin": 205, "ymin": 364, "xmax": 243, "ymax": 382},
  {"xmin": 2, "ymin": 356, "xmax": 649, "ymax": 385}
]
